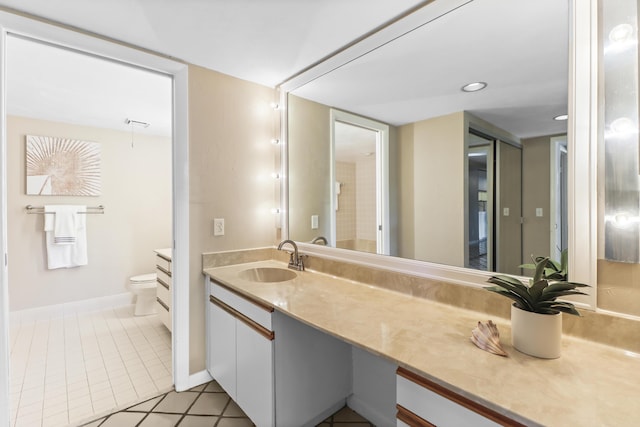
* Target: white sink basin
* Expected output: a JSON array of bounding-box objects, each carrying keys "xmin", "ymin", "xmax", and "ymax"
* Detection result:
[{"xmin": 238, "ymin": 267, "xmax": 297, "ymax": 283}]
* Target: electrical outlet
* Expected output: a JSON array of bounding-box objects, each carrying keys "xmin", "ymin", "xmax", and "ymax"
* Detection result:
[{"xmin": 214, "ymin": 218, "xmax": 225, "ymax": 236}]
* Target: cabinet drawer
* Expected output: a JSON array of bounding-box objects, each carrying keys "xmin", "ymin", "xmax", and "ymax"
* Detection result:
[
  {"xmin": 156, "ymin": 254, "xmax": 171, "ymax": 273},
  {"xmin": 156, "ymin": 298, "xmax": 171, "ymax": 332},
  {"xmin": 210, "ymin": 280, "xmax": 273, "ymax": 331},
  {"xmin": 157, "ymin": 267, "xmax": 171, "ymax": 289},
  {"xmin": 157, "ymin": 279, "xmax": 171, "ymax": 306},
  {"xmin": 396, "ymin": 368, "xmax": 519, "ymax": 427}
]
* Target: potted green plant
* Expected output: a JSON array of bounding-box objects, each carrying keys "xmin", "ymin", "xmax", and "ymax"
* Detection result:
[
  {"xmin": 520, "ymin": 249, "xmax": 568, "ymax": 281},
  {"xmin": 485, "ymin": 254, "xmax": 589, "ymax": 358}
]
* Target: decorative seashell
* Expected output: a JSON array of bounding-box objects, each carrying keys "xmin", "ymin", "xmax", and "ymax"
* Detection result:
[{"xmin": 471, "ymin": 320, "xmax": 508, "ymax": 357}]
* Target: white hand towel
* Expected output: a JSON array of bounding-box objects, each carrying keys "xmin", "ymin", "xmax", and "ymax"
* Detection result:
[
  {"xmin": 44, "ymin": 205, "xmax": 88, "ymax": 269},
  {"xmin": 49, "ymin": 205, "xmax": 78, "ymax": 244}
]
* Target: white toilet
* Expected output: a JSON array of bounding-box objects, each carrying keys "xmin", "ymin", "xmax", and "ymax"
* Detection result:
[{"xmin": 129, "ymin": 273, "xmax": 158, "ymax": 316}]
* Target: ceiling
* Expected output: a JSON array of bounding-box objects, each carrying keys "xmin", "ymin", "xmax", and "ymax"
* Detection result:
[
  {"xmin": 7, "ymin": 36, "xmax": 173, "ymax": 137},
  {"xmin": 0, "ymin": 0, "xmax": 568, "ymax": 139},
  {"xmin": 292, "ymin": 0, "xmax": 569, "ymax": 138}
]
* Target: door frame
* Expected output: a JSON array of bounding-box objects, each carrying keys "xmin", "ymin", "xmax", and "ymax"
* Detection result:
[
  {"xmin": 329, "ymin": 109, "xmax": 390, "ymax": 255},
  {"xmin": 0, "ymin": 11, "xmax": 192, "ymax": 427},
  {"xmin": 550, "ymin": 135, "xmax": 568, "ymax": 261}
]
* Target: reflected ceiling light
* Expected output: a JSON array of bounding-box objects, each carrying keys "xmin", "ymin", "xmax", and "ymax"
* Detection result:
[
  {"xmin": 609, "ymin": 23, "xmax": 634, "ymax": 44},
  {"xmin": 468, "ymin": 152, "xmax": 486, "ymax": 157},
  {"xmin": 461, "ymin": 82, "xmax": 487, "ymax": 92},
  {"xmin": 610, "ymin": 117, "xmax": 636, "ymax": 135},
  {"xmin": 554, "ymin": 114, "xmax": 568, "ymax": 121}
]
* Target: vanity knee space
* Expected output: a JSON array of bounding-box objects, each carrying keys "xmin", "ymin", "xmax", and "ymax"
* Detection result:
[{"xmin": 206, "ymin": 278, "xmax": 351, "ymax": 427}]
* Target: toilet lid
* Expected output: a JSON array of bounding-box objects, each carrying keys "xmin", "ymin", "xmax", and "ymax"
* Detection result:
[{"xmin": 131, "ymin": 273, "xmax": 157, "ymax": 283}]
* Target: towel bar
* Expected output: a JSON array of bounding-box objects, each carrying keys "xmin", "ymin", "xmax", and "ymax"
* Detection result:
[{"xmin": 25, "ymin": 205, "xmax": 105, "ymax": 214}]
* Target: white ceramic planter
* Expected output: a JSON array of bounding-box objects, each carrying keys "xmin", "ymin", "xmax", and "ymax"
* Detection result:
[{"xmin": 511, "ymin": 304, "xmax": 562, "ymax": 359}]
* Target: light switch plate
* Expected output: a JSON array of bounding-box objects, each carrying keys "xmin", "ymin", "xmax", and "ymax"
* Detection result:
[
  {"xmin": 214, "ymin": 218, "xmax": 225, "ymax": 236},
  {"xmin": 503, "ymin": 207, "xmax": 510, "ymax": 216},
  {"xmin": 536, "ymin": 208, "xmax": 543, "ymax": 217},
  {"xmin": 311, "ymin": 215, "xmax": 319, "ymax": 229}
]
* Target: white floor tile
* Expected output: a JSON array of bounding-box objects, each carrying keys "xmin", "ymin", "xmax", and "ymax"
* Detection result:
[{"xmin": 10, "ymin": 305, "xmax": 172, "ymax": 427}]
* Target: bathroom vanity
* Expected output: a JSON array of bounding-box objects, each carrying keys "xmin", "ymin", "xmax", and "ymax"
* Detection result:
[
  {"xmin": 155, "ymin": 248, "xmax": 172, "ymax": 331},
  {"xmin": 203, "ymin": 259, "xmax": 640, "ymax": 427}
]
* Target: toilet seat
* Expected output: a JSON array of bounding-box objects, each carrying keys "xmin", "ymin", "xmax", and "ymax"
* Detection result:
[{"xmin": 131, "ymin": 273, "xmax": 157, "ymax": 284}]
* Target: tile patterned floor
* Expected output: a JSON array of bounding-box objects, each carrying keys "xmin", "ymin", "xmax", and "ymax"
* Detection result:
[
  {"xmin": 81, "ymin": 381, "xmax": 375, "ymax": 427},
  {"xmin": 9, "ymin": 305, "xmax": 172, "ymax": 427}
]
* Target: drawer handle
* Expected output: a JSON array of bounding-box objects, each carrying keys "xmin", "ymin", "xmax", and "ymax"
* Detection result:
[
  {"xmin": 156, "ymin": 297, "xmax": 170, "ymax": 312},
  {"xmin": 396, "ymin": 404, "xmax": 435, "ymax": 427},
  {"xmin": 209, "ymin": 295, "xmax": 274, "ymax": 341},
  {"xmin": 157, "ymin": 278, "xmax": 170, "ymax": 290},
  {"xmin": 157, "ymin": 265, "xmax": 172, "ymax": 277}
]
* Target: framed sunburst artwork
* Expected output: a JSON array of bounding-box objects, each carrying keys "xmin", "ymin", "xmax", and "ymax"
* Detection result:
[{"xmin": 26, "ymin": 135, "xmax": 101, "ymax": 196}]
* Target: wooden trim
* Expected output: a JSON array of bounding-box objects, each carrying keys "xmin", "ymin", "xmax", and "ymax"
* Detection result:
[
  {"xmin": 156, "ymin": 253, "xmax": 171, "ymax": 263},
  {"xmin": 396, "ymin": 404, "xmax": 435, "ymax": 427},
  {"xmin": 209, "ymin": 279, "xmax": 274, "ymax": 313},
  {"xmin": 396, "ymin": 367, "xmax": 526, "ymax": 427},
  {"xmin": 157, "ymin": 278, "xmax": 170, "ymax": 290},
  {"xmin": 156, "ymin": 297, "xmax": 170, "ymax": 312},
  {"xmin": 209, "ymin": 295, "xmax": 275, "ymax": 341},
  {"xmin": 157, "ymin": 265, "xmax": 172, "ymax": 277}
]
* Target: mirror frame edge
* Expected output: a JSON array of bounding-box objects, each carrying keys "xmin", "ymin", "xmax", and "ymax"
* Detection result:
[{"xmin": 279, "ymin": 0, "xmax": 598, "ymax": 311}]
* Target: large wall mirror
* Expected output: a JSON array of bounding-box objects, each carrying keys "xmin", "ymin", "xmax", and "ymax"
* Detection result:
[
  {"xmin": 282, "ymin": 0, "xmax": 597, "ymax": 309},
  {"xmin": 281, "ymin": 0, "xmax": 597, "ymax": 314}
]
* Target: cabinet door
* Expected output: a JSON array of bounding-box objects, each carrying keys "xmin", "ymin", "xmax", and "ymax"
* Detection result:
[
  {"xmin": 236, "ymin": 319, "xmax": 274, "ymax": 427},
  {"xmin": 209, "ymin": 299, "xmax": 237, "ymax": 399}
]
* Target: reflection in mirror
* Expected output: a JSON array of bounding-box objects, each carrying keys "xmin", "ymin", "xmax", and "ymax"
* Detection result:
[
  {"xmin": 287, "ymin": 0, "xmax": 569, "ymax": 277},
  {"xmin": 331, "ymin": 110, "xmax": 389, "ymax": 255}
]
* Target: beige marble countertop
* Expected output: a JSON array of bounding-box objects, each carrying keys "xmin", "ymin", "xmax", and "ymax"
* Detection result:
[
  {"xmin": 204, "ymin": 260, "xmax": 640, "ymax": 427},
  {"xmin": 154, "ymin": 248, "xmax": 172, "ymax": 260}
]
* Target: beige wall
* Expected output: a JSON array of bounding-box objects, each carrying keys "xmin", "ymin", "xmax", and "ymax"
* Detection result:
[
  {"xmin": 356, "ymin": 156, "xmax": 377, "ymax": 242},
  {"xmin": 335, "ymin": 162, "xmax": 356, "ymax": 242},
  {"xmin": 397, "ymin": 124, "xmax": 415, "ymax": 259},
  {"xmin": 404, "ymin": 112, "xmax": 466, "ymax": 266},
  {"xmin": 187, "ymin": 65, "xmax": 278, "ymax": 373},
  {"xmin": 521, "ymin": 135, "xmax": 552, "ymax": 261},
  {"xmin": 287, "ymin": 94, "xmax": 331, "ymax": 243},
  {"xmin": 7, "ymin": 115, "xmax": 172, "ymax": 310}
]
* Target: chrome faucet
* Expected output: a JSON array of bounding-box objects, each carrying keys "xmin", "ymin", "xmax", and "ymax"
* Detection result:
[
  {"xmin": 311, "ymin": 236, "xmax": 327, "ymax": 245},
  {"xmin": 277, "ymin": 239, "xmax": 304, "ymax": 271}
]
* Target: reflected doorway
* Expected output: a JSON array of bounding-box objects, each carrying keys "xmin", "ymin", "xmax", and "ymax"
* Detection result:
[
  {"xmin": 330, "ymin": 110, "xmax": 389, "ymax": 255},
  {"xmin": 466, "ymin": 130, "xmax": 523, "ymax": 274},
  {"xmin": 467, "ymin": 138, "xmax": 494, "ymax": 271}
]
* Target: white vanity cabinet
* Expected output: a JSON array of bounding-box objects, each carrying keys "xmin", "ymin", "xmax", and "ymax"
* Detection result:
[
  {"xmin": 206, "ymin": 278, "xmax": 351, "ymax": 427},
  {"xmin": 208, "ymin": 280, "xmax": 275, "ymax": 426},
  {"xmin": 155, "ymin": 250, "xmax": 172, "ymax": 331},
  {"xmin": 396, "ymin": 367, "xmax": 522, "ymax": 427}
]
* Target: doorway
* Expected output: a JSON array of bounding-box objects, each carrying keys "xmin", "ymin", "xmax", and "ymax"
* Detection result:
[
  {"xmin": 5, "ymin": 35, "xmax": 174, "ymax": 426},
  {"xmin": 330, "ymin": 110, "xmax": 390, "ymax": 255},
  {"xmin": 0, "ymin": 14, "xmax": 191, "ymax": 427},
  {"xmin": 466, "ymin": 129, "xmax": 523, "ymax": 274}
]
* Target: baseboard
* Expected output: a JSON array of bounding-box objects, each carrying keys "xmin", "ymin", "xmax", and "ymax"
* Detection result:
[
  {"xmin": 348, "ymin": 395, "xmax": 396, "ymax": 427},
  {"xmin": 301, "ymin": 398, "xmax": 347, "ymax": 427},
  {"xmin": 178, "ymin": 369, "xmax": 213, "ymax": 392},
  {"xmin": 10, "ymin": 292, "xmax": 133, "ymax": 324}
]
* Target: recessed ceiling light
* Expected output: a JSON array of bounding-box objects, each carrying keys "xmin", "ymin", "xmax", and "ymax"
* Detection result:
[
  {"xmin": 461, "ymin": 82, "xmax": 487, "ymax": 92},
  {"xmin": 554, "ymin": 114, "xmax": 568, "ymax": 121}
]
